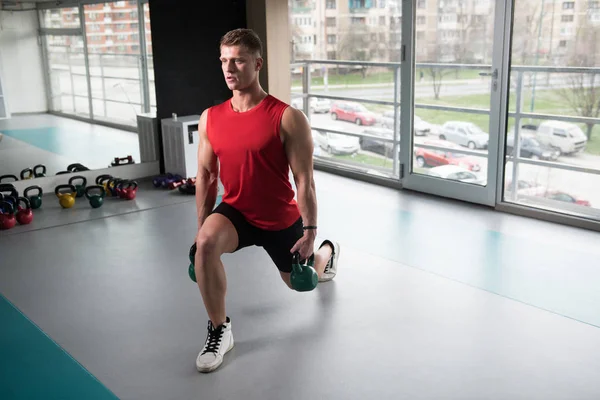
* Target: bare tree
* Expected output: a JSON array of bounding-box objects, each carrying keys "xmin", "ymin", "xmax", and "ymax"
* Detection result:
[
  {"xmin": 337, "ymin": 24, "xmax": 376, "ymax": 78},
  {"xmin": 558, "ymin": 13, "xmax": 600, "ymax": 140}
]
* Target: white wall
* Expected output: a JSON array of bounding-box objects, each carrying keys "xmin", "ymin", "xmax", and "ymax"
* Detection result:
[{"xmin": 0, "ymin": 9, "xmax": 47, "ymax": 114}]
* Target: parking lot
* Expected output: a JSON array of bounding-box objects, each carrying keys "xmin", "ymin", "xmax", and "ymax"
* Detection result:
[{"xmin": 308, "ymin": 109, "xmax": 600, "ymax": 209}]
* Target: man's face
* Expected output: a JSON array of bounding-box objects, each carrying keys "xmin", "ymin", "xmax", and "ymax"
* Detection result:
[{"xmin": 220, "ymin": 45, "xmax": 262, "ymax": 91}]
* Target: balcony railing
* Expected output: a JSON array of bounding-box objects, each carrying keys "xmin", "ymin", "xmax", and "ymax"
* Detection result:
[{"xmin": 290, "ymin": 59, "xmax": 600, "ymax": 214}]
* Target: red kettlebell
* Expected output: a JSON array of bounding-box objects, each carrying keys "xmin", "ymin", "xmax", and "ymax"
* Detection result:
[
  {"xmin": 0, "ymin": 201, "xmax": 17, "ymax": 230},
  {"xmin": 121, "ymin": 181, "xmax": 138, "ymax": 200},
  {"xmin": 16, "ymin": 197, "xmax": 33, "ymax": 225}
]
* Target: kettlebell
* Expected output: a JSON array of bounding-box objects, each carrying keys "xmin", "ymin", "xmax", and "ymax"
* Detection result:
[
  {"xmin": 24, "ymin": 186, "xmax": 43, "ymax": 209},
  {"xmin": 0, "ymin": 201, "xmax": 16, "ymax": 230},
  {"xmin": 120, "ymin": 180, "xmax": 138, "ymax": 200},
  {"xmin": 85, "ymin": 185, "xmax": 106, "ymax": 208},
  {"xmin": 33, "ymin": 164, "xmax": 47, "ymax": 178},
  {"xmin": 55, "ymin": 184, "xmax": 77, "ymax": 209},
  {"xmin": 20, "ymin": 168, "xmax": 34, "ymax": 180},
  {"xmin": 0, "ymin": 174, "xmax": 18, "ymax": 183},
  {"xmin": 69, "ymin": 175, "xmax": 87, "ymax": 198},
  {"xmin": 188, "ymin": 243, "xmax": 198, "ymax": 282},
  {"xmin": 0, "ymin": 184, "xmax": 18, "ymax": 203},
  {"xmin": 290, "ymin": 253, "xmax": 318, "ymax": 292},
  {"xmin": 16, "ymin": 197, "xmax": 33, "ymax": 225}
]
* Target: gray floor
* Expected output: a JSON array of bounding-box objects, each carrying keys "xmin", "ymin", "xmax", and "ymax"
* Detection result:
[{"xmin": 1, "ymin": 171, "xmax": 600, "ymax": 399}]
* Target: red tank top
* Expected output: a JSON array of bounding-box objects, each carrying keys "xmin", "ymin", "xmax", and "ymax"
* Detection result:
[{"xmin": 207, "ymin": 94, "xmax": 301, "ymax": 230}]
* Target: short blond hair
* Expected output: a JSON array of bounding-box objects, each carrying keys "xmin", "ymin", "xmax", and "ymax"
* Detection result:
[{"xmin": 220, "ymin": 28, "xmax": 263, "ymax": 57}]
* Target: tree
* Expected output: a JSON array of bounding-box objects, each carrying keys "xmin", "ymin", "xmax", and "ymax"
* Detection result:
[
  {"xmin": 557, "ymin": 12, "xmax": 600, "ymax": 141},
  {"xmin": 336, "ymin": 24, "xmax": 375, "ymax": 78}
]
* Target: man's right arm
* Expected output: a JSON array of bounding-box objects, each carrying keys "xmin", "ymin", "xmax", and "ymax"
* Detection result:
[{"xmin": 195, "ymin": 109, "xmax": 219, "ymax": 231}]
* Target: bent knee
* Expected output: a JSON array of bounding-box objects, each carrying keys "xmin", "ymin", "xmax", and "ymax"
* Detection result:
[
  {"xmin": 280, "ymin": 272, "xmax": 294, "ymax": 290},
  {"xmin": 195, "ymin": 233, "xmax": 220, "ymax": 259}
]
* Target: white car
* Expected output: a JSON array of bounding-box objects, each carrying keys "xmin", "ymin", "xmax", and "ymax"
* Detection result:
[
  {"xmin": 535, "ymin": 120, "xmax": 587, "ymax": 155},
  {"xmin": 291, "ymin": 97, "xmax": 331, "ymax": 114},
  {"xmin": 426, "ymin": 165, "xmax": 484, "ymax": 184},
  {"xmin": 312, "ymin": 129, "xmax": 360, "ymax": 155}
]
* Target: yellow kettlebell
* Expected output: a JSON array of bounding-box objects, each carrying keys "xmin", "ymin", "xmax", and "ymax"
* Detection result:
[{"xmin": 55, "ymin": 184, "xmax": 77, "ymax": 209}]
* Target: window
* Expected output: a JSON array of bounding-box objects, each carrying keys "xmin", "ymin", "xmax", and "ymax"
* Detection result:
[
  {"xmin": 417, "ymin": 31, "xmax": 425, "ymax": 40},
  {"xmin": 559, "ymin": 40, "xmax": 567, "ymax": 47},
  {"xmin": 590, "ymin": 1, "xmax": 600, "ymax": 9},
  {"xmin": 417, "ymin": 16, "xmax": 426, "ymax": 24},
  {"xmin": 326, "ymin": 17, "xmax": 336, "ymax": 27},
  {"xmin": 327, "ymin": 51, "xmax": 336, "ymax": 59},
  {"xmin": 379, "ymin": 0, "xmax": 386, "ymax": 7},
  {"xmin": 563, "ymin": 2, "xmax": 574, "ymax": 10},
  {"xmin": 379, "ymin": 16, "xmax": 386, "ymax": 25},
  {"xmin": 327, "ymin": 34, "xmax": 337, "ymax": 44},
  {"xmin": 417, "ymin": 0, "xmax": 426, "ymax": 9},
  {"xmin": 561, "ymin": 15, "xmax": 574, "ymax": 22},
  {"xmin": 326, "ymin": 0, "xmax": 336, "ymax": 9}
]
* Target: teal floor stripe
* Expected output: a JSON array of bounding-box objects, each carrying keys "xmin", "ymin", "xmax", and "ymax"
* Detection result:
[{"xmin": 0, "ymin": 294, "xmax": 119, "ymax": 400}]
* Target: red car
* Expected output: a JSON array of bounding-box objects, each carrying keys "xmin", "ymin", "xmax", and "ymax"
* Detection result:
[
  {"xmin": 330, "ymin": 101, "xmax": 377, "ymax": 126},
  {"xmin": 415, "ymin": 139, "xmax": 482, "ymax": 172}
]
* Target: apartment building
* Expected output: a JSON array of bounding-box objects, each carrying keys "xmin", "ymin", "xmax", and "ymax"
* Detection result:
[
  {"xmin": 45, "ymin": 1, "xmax": 151, "ymax": 55},
  {"xmin": 290, "ymin": 0, "xmax": 493, "ymax": 63}
]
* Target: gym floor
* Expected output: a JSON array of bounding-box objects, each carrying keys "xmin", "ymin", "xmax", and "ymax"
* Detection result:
[
  {"xmin": 1, "ymin": 171, "xmax": 600, "ymax": 399},
  {"xmin": 0, "ymin": 114, "xmax": 141, "ymax": 176}
]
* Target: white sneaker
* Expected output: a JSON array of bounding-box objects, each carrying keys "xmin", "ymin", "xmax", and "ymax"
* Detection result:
[
  {"xmin": 319, "ymin": 240, "xmax": 340, "ymax": 282},
  {"xmin": 196, "ymin": 317, "xmax": 234, "ymax": 373}
]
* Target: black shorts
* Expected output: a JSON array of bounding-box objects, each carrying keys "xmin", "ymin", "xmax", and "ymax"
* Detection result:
[{"xmin": 211, "ymin": 202, "xmax": 303, "ymax": 273}]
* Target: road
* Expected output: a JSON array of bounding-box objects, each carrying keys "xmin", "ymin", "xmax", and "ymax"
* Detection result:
[{"xmin": 293, "ymin": 75, "xmax": 589, "ymax": 103}]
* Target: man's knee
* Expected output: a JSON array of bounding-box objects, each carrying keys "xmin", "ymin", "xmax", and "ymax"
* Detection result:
[{"xmin": 195, "ymin": 232, "xmax": 221, "ymax": 260}]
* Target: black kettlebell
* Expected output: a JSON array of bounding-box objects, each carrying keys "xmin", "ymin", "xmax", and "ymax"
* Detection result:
[
  {"xmin": 24, "ymin": 186, "xmax": 43, "ymax": 210},
  {"xmin": 33, "ymin": 164, "xmax": 47, "ymax": 178},
  {"xmin": 69, "ymin": 175, "xmax": 87, "ymax": 198},
  {"xmin": 0, "ymin": 175, "xmax": 18, "ymax": 183},
  {"xmin": 85, "ymin": 185, "xmax": 106, "ymax": 208}
]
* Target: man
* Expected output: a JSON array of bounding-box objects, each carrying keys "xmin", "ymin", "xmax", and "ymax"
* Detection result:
[{"xmin": 192, "ymin": 28, "xmax": 340, "ymax": 373}]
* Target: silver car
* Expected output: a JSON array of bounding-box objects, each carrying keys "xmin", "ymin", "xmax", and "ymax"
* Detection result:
[{"xmin": 439, "ymin": 121, "xmax": 489, "ymax": 149}]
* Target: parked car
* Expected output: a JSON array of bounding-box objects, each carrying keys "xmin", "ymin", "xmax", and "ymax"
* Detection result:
[
  {"xmin": 312, "ymin": 129, "xmax": 360, "ymax": 155},
  {"xmin": 504, "ymin": 179, "xmax": 547, "ymax": 197},
  {"xmin": 291, "ymin": 97, "xmax": 331, "ymax": 114},
  {"xmin": 415, "ymin": 139, "xmax": 482, "ymax": 171},
  {"xmin": 534, "ymin": 120, "xmax": 587, "ymax": 155},
  {"xmin": 426, "ymin": 165, "xmax": 484, "ymax": 184},
  {"xmin": 505, "ymin": 135, "xmax": 560, "ymax": 160},
  {"xmin": 439, "ymin": 121, "xmax": 489, "ymax": 149},
  {"xmin": 330, "ymin": 102, "xmax": 377, "ymax": 126},
  {"xmin": 542, "ymin": 190, "xmax": 591, "ymax": 207},
  {"xmin": 359, "ymin": 127, "xmax": 396, "ymax": 157},
  {"xmin": 379, "ymin": 111, "xmax": 435, "ymax": 136}
]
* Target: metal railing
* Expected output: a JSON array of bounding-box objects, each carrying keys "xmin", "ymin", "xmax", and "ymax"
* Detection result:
[{"xmin": 292, "ymin": 59, "xmax": 600, "ymax": 204}]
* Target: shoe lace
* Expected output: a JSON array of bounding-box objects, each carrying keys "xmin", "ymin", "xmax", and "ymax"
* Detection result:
[
  {"xmin": 202, "ymin": 322, "xmax": 224, "ymax": 355},
  {"xmin": 323, "ymin": 257, "xmax": 333, "ymax": 273}
]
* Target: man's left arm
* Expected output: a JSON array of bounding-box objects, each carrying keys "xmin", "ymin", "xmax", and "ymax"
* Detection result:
[{"xmin": 281, "ymin": 107, "xmax": 317, "ymax": 257}]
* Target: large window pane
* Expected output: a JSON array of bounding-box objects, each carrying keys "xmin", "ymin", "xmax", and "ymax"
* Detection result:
[
  {"xmin": 46, "ymin": 34, "xmax": 90, "ymax": 117},
  {"xmin": 40, "ymin": 7, "xmax": 81, "ymax": 29},
  {"xmin": 84, "ymin": 1, "xmax": 142, "ymax": 126},
  {"xmin": 410, "ymin": 0, "xmax": 495, "ymax": 187},
  {"xmin": 504, "ymin": 0, "xmax": 600, "ymax": 221},
  {"xmin": 289, "ymin": 0, "xmax": 402, "ymax": 179}
]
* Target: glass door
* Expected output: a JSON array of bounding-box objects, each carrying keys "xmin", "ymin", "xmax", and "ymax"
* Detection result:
[
  {"xmin": 400, "ymin": 0, "xmax": 508, "ymax": 207},
  {"xmin": 500, "ymin": 0, "xmax": 600, "ymax": 223}
]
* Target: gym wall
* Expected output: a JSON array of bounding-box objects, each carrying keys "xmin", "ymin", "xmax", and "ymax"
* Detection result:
[
  {"xmin": 0, "ymin": 10, "xmax": 48, "ymax": 114},
  {"xmin": 148, "ymin": 0, "xmax": 247, "ymax": 121}
]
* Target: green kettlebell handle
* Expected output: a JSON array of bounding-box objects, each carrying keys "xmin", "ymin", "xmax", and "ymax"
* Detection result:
[{"xmin": 292, "ymin": 252, "xmax": 315, "ymax": 273}]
